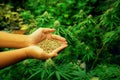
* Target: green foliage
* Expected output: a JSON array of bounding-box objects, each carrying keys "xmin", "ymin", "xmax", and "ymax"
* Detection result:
[
  {"xmin": 20, "ymin": 11, "xmax": 34, "ymax": 23},
  {"xmin": 89, "ymin": 64, "xmax": 120, "ymax": 80},
  {"xmin": 0, "ymin": 3, "xmax": 18, "ymax": 30},
  {"xmin": 1, "ymin": 0, "xmax": 120, "ymax": 80},
  {"xmin": 0, "ymin": 3, "xmax": 30, "ymax": 32}
]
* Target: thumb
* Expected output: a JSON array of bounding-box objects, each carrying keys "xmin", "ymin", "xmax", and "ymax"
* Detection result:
[{"xmin": 42, "ymin": 28, "xmax": 55, "ymax": 34}]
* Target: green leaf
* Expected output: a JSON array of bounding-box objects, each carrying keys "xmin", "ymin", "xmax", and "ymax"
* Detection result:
[
  {"xmin": 55, "ymin": 71, "xmax": 61, "ymax": 80},
  {"xmin": 48, "ymin": 71, "xmax": 54, "ymax": 78},
  {"xmin": 59, "ymin": 71, "xmax": 71, "ymax": 80},
  {"xmin": 41, "ymin": 70, "xmax": 46, "ymax": 80},
  {"xmin": 27, "ymin": 70, "xmax": 41, "ymax": 80},
  {"xmin": 103, "ymin": 31, "xmax": 115, "ymax": 45}
]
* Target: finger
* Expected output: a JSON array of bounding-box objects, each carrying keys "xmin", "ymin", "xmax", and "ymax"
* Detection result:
[
  {"xmin": 48, "ymin": 52, "xmax": 58, "ymax": 58},
  {"xmin": 48, "ymin": 45, "xmax": 68, "ymax": 58},
  {"xmin": 61, "ymin": 40, "xmax": 68, "ymax": 44},
  {"xmin": 52, "ymin": 45, "xmax": 68, "ymax": 53},
  {"xmin": 42, "ymin": 28, "xmax": 55, "ymax": 34},
  {"xmin": 52, "ymin": 35, "xmax": 66, "ymax": 42}
]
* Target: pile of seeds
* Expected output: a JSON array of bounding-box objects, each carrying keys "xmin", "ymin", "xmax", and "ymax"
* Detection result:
[{"xmin": 38, "ymin": 39, "xmax": 61, "ymax": 53}]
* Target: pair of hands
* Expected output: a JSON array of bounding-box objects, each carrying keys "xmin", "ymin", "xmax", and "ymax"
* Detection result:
[{"xmin": 25, "ymin": 28, "xmax": 68, "ymax": 59}]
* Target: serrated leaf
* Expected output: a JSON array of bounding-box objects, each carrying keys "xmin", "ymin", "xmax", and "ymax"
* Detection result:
[
  {"xmin": 48, "ymin": 71, "xmax": 54, "ymax": 78},
  {"xmin": 59, "ymin": 71, "xmax": 71, "ymax": 80},
  {"xmin": 27, "ymin": 70, "xmax": 41, "ymax": 80},
  {"xmin": 103, "ymin": 31, "xmax": 115, "ymax": 44}
]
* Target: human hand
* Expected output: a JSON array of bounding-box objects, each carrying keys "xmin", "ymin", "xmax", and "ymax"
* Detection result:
[
  {"xmin": 26, "ymin": 28, "xmax": 68, "ymax": 59},
  {"xmin": 29, "ymin": 28, "xmax": 67, "ymax": 45},
  {"xmin": 25, "ymin": 45, "xmax": 67, "ymax": 59}
]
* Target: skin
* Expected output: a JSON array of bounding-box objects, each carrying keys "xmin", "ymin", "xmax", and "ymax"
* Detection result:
[{"xmin": 0, "ymin": 28, "xmax": 68, "ymax": 69}]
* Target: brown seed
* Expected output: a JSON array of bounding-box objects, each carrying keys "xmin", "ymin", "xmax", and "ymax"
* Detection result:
[{"xmin": 38, "ymin": 39, "xmax": 61, "ymax": 53}]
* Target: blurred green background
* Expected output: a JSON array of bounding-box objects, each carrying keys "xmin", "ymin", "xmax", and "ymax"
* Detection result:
[{"xmin": 0, "ymin": 0, "xmax": 120, "ymax": 80}]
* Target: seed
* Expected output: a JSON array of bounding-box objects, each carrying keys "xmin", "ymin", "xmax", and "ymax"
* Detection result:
[{"xmin": 38, "ymin": 39, "xmax": 61, "ymax": 53}]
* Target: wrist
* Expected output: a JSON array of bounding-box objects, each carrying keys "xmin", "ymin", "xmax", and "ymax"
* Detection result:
[
  {"xmin": 24, "ymin": 46, "xmax": 48, "ymax": 59},
  {"xmin": 23, "ymin": 46, "xmax": 39, "ymax": 58},
  {"xmin": 27, "ymin": 34, "xmax": 39, "ymax": 46},
  {"xmin": 23, "ymin": 46, "xmax": 32, "ymax": 58},
  {"xmin": 26, "ymin": 35, "xmax": 34, "ymax": 46},
  {"xmin": 19, "ymin": 47, "xmax": 29, "ymax": 59}
]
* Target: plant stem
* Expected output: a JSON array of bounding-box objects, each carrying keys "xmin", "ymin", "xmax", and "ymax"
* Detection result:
[{"xmin": 91, "ymin": 45, "xmax": 105, "ymax": 69}]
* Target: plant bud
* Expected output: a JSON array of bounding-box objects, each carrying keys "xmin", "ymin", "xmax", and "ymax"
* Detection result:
[
  {"xmin": 80, "ymin": 62, "xmax": 86, "ymax": 70},
  {"xmin": 80, "ymin": 27, "xmax": 84, "ymax": 30},
  {"xmin": 23, "ymin": 60, "xmax": 30, "ymax": 65},
  {"xmin": 54, "ymin": 20, "xmax": 60, "ymax": 26},
  {"xmin": 43, "ymin": 11, "xmax": 49, "ymax": 17},
  {"xmin": 79, "ymin": 9, "xmax": 84, "ymax": 13},
  {"xmin": 85, "ymin": 46, "xmax": 90, "ymax": 50},
  {"xmin": 44, "ymin": 58, "xmax": 55, "ymax": 67},
  {"xmin": 91, "ymin": 77, "xmax": 99, "ymax": 80},
  {"xmin": 88, "ymin": 14, "xmax": 92, "ymax": 19}
]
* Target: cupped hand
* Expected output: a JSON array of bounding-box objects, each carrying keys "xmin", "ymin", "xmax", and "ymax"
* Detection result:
[
  {"xmin": 26, "ymin": 45, "xmax": 67, "ymax": 59},
  {"xmin": 26, "ymin": 28, "xmax": 68, "ymax": 59},
  {"xmin": 29, "ymin": 28, "xmax": 67, "ymax": 45}
]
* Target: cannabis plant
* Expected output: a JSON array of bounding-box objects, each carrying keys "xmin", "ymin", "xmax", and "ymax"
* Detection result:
[{"xmin": 1, "ymin": 0, "xmax": 120, "ymax": 80}]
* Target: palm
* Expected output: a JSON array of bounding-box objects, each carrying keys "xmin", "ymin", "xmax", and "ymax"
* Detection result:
[
  {"xmin": 28, "ymin": 28, "xmax": 68, "ymax": 59},
  {"xmin": 30, "ymin": 28, "xmax": 67, "ymax": 45},
  {"xmin": 27, "ymin": 45, "xmax": 67, "ymax": 59}
]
